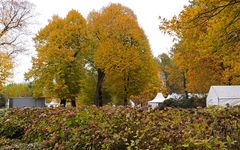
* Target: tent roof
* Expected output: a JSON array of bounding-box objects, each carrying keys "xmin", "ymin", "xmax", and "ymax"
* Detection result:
[
  {"xmin": 149, "ymin": 93, "xmax": 165, "ymax": 103},
  {"xmin": 49, "ymin": 99, "xmax": 59, "ymax": 105},
  {"xmin": 167, "ymin": 93, "xmax": 182, "ymax": 99},
  {"xmin": 209, "ymin": 86, "xmax": 240, "ymax": 99}
]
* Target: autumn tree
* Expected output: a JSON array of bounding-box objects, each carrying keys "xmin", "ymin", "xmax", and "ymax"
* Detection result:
[
  {"xmin": 156, "ymin": 53, "xmax": 173, "ymax": 81},
  {"xmin": 0, "ymin": 0, "xmax": 34, "ymax": 55},
  {"xmin": 88, "ymin": 4, "xmax": 161, "ymax": 106},
  {"xmin": 77, "ymin": 70, "xmax": 97, "ymax": 105},
  {"xmin": 0, "ymin": 53, "xmax": 13, "ymax": 92},
  {"xmin": 25, "ymin": 10, "xmax": 88, "ymax": 107},
  {"xmin": 160, "ymin": 0, "xmax": 240, "ymax": 93},
  {"xmin": 155, "ymin": 53, "xmax": 185, "ymax": 96},
  {"xmin": 3, "ymin": 83, "xmax": 32, "ymax": 98},
  {"xmin": 130, "ymin": 75, "xmax": 161, "ymax": 105},
  {"xmin": 77, "ymin": 69, "xmax": 112, "ymax": 105},
  {"xmin": 0, "ymin": 0, "xmax": 33, "ymax": 91}
]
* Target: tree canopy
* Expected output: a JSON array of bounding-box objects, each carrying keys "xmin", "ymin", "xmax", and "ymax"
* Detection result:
[
  {"xmin": 3, "ymin": 83, "xmax": 32, "ymax": 98},
  {"xmin": 26, "ymin": 4, "xmax": 161, "ymax": 107},
  {"xmin": 160, "ymin": 0, "xmax": 240, "ymax": 94},
  {"xmin": 0, "ymin": 0, "xmax": 33, "ymax": 92},
  {"xmin": 25, "ymin": 10, "xmax": 88, "ymax": 106},
  {"xmin": 0, "ymin": 0, "xmax": 34, "ymax": 55},
  {"xmin": 88, "ymin": 4, "xmax": 161, "ymax": 105}
]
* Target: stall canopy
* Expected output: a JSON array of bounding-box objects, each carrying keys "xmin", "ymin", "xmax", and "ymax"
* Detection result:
[
  {"xmin": 46, "ymin": 99, "xmax": 59, "ymax": 107},
  {"xmin": 166, "ymin": 93, "xmax": 182, "ymax": 100},
  {"xmin": 148, "ymin": 93, "xmax": 165, "ymax": 108},
  {"xmin": 207, "ymin": 86, "xmax": 240, "ymax": 107}
]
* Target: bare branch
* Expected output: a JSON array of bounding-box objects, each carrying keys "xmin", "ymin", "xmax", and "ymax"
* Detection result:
[{"xmin": 0, "ymin": 0, "xmax": 34, "ymax": 55}]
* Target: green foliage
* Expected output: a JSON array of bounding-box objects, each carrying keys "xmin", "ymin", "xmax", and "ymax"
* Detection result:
[
  {"xmin": 3, "ymin": 83, "xmax": 32, "ymax": 98},
  {"xmin": 160, "ymin": 97, "xmax": 206, "ymax": 109},
  {"xmin": 77, "ymin": 71, "xmax": 97, "ymax": 105},
  {"xmin": 156, "ymin": 53, "xmax": 173, "ymax": 78},
  {"xmin": 0, "ymin": 106, "xmax": 239, "ymax": 149},
  {"xmin": 155, "ymin": 53, "xmax": 185, "ymax": 94},
  {"xmin": 77, "ymin": 70, "xmax": 111, "ymax": 105},
  {"xmin": 0, "ymin": 110, "xmax": 25, "ymax": 139},
  {"xmin": 0, "ymin": 94, "xmax": 6, "ymax": 107}
]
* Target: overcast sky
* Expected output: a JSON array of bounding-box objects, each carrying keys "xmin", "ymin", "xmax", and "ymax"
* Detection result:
[{"xmin": 12, "ymin": 0, "xmax": 189, "ymax": 83}]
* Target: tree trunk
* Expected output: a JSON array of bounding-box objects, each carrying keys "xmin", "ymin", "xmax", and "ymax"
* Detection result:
[
  {"xmin": 71, "ymin": 98, "xmax": 76, "ymax": 107},
  {"xmin": 183, "ymin": 72, "xmax": 188, "ymax": 99},
  {"xmin": 124, "ymin": 85, "xmax": 128, "ymax": 106},
  {"xmin": 95, "ymin": 68, "xmax": 105, "ymax": 107},
  {"xmin": 60, "ymin": 98, "xmax": 66, "ymax": 107},
  {"xmin": 184, "ymin": 90, "xmax": 188, "ymax": 99},
  {"xmin": 124, "ymin": 97, "xmax": 128, "ymax": 106},
  {"xmin": 123, "ymin": 75, "xmax": 129, "ymax": 106}
]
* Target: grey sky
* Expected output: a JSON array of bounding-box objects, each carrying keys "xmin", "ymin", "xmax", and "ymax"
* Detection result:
[{"xmin": 12, "ymin": 0, "xmax": 188, "ymax": 83}]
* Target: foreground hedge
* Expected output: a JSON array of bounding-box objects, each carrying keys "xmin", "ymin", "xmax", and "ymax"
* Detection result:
[{"xmin": 0, "ymin": 106, "xmax": 239, "ymax": 149}]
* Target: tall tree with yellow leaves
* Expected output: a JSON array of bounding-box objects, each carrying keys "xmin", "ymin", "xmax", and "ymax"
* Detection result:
[
  {"xmin": 88, "ymin": 4, "xmax": 161, "ymax": 106},
  {"xmin": 160, "ymin": 0, "xmax": 240, "ymax": 94},
  {"xmin": 26, "ymin": 10, "xmax": 88, "ymax": 106}
]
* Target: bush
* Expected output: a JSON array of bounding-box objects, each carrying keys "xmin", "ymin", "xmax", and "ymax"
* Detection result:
[
  {"xmin": 0, "ymin": 94, "xmax": 6, "ymax": 108},
  {"xmin": 160, "ymin": 97, "xmax": 206, "ymax": 109},
  {"xmin": 0, "ymin": 106, "xmax": 239, "ymax": 149}
]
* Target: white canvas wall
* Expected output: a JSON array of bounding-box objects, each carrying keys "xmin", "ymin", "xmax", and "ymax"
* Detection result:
[
  {"xmin": 219, "ymin": 98, "xmax": 240, "ymax": 106},
  {"xmin": 207, "ymin": 86, "xmax": 240, "ymax": 107}
]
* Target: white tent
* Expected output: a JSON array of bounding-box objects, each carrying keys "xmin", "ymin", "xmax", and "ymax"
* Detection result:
[
  {"xmin": 207, "ymin": 86, "xmax": 240, "ymax": 107},
  {"xmin": 166, "ymin": 93, "xmax": 182, "ymax": 100},
  {"xmin": 148, "ymin": 93, "xmax": 165, "ymax": 108},
  {"xmin": 129, "ymin": 100, "xmax": 135, "ymax": 107},
  {"xmin": 46, "ymin": 99, "xmax": 59, "ymax": 107}
]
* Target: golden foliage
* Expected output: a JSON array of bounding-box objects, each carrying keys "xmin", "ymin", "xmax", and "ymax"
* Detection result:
[
  {"xmin": 0, "ymin": 53, "xmax": 12, "ymax": 92},
  {"xmin": 89, "ymin": 4, "xmax": 161, "ymax": 103},
  {"xmin": 26, "ymin": 10, "xmax": 88, "ymax": 99},
  {"xmin": 160, "ymin": 0, "xmax": 240, "ymax": 93}
]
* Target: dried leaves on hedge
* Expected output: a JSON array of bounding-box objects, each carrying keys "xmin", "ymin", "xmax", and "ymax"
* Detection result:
[{"xmin": 0, "ymin": 106, "xmax": 239, "ymax": 149}]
